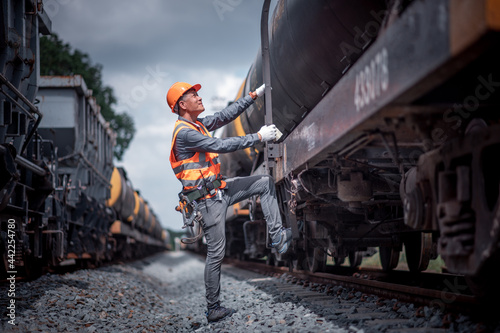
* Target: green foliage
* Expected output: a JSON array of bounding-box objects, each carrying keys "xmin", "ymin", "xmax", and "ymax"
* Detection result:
[{"xmin": 39, "ymin": 33, "xmax": 135, "ymax": 160}]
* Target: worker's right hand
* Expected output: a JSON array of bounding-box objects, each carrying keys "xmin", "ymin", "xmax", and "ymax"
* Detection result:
[{"xmin": 258, "ymin": 124, "xmax": 277, "ymax": 142}]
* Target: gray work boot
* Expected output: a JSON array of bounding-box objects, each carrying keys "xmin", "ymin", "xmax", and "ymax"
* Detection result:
[
  {"xmin": 206, "ymin": 304, "xmax": 235, "ymax": 323},
  {"xmin": 272, "ymin": 228, "xmax": 292, "ymax": 254}
]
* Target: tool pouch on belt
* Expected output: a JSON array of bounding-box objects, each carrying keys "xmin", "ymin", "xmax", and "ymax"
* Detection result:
[
  {"xmin": 175, "ymin": 193, "xmax": 203, "ymax": 244},
  {"xmin": 176, "ymin": 193, "xmax": 195, "ymax": 226}
]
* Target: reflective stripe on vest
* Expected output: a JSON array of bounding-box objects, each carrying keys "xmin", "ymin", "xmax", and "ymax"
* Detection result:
[{"xmin": 169, "ymin": 119, "xmax": 226, "ymax": 194}]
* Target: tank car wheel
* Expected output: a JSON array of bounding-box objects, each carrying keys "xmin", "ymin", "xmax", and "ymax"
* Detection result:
[
  {"xmin": 237, "ymin": 252, "xmax": 248, "ymax": 261},
  {"xmin": 333, "ymin": 256, "xmax": 345, "ymax": 266},
  {"xmin": 349, "ymin": 251, "xmax": 362, "ymax": 268},
  {"xmin": 379, "ymin": 246, "xmax": 400, "ymax": 271},
  {"xmin": 265, "ymin": 253, "xmax": 274, "ymax": 266},
  {"xmin": 20, "ymin": 238, "xmax": 44, "ymax": 279},
  {"xmin": 404, "ymin": 232, "xmax": 433, "ymax": 272},
  {"xmin": 292, "ymin": 249, "xmax": 306, "ymax": 271},
  {"xmin": 465, "ymin": 268, "xmax": 500, "ymax": 305},
  {"xmin": 306, "ymin": 247, "xmax": 327, "ymax": 273}
]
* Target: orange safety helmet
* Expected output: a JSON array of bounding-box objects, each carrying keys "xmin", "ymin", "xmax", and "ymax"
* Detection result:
[{"xmin": 166, "ymin": 82, "xmax": 202, "ymax": 113}]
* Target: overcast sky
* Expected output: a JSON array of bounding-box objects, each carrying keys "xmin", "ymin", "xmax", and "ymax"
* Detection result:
[{"xmin": 44, "ymin": 0, "xmax": 277, "ymax": 231}]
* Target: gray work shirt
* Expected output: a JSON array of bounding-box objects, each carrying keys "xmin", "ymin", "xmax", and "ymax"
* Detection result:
[{"xmin": 173, "ymin": 95, "xmax": 261, "ymax": 160}]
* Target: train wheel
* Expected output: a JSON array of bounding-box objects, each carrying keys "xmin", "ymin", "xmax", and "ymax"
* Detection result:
[
  {"xmin": 265, "ymin": 253, "xmax": 274, "ymax": 266},
  {"xmin": 379, "ymin": 246, "xmax": 400, "ymax": 271},
  {"xmin": 237, "ymin": 252, "xmax": 248, "ymax": 261},
  {"xmin": 349, "ymin": 251, "xmax": 362, "ymax": 268},
  {"xmin": 292, "ymin": 249, "xmax": 306, "ymax": 271},
  {"xmin": 333, "ymin": 256, "xmax": 345, "ymax": 266},
  {"xmin": 405, "ymin": 232, "xmax": 433, "ymax": 272},
  {"xmin": 465, "ymin": 262, "xmax": 500, "ymax": 304},
  {"xmin": 306, "ymin": 247, "xmax": 327, "ymax": 273},
  {"xmin": 23, "ymin": 254, "xmax": 44, "ymax": 280}
]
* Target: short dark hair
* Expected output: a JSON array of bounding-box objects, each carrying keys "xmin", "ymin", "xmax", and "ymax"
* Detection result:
[
  {"xmin": 174, "ymin": 89, "xmax": 195, "ymax": 113},
  {"xmin": 173, "ymin": 96, "xmax": 184, "ymax": 113}
]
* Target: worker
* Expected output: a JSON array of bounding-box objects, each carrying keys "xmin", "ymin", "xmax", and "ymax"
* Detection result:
[{"xmin": 167, "ymin": 81, "xmax": 292, "ymax": 323}]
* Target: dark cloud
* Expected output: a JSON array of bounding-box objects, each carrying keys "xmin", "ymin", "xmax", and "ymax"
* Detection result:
[{"xmin": 48, "ymin": 0, "xmax": 266, "ymax": 75}]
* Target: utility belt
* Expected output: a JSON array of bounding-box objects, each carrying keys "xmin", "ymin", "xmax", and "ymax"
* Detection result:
[
  {"xmin": 181, "ymin": 179, "xmax": 223, "ymax": 203},
  {"xmin": 175, "ymin": 179, "xmax": 223, "ymax": 244}
]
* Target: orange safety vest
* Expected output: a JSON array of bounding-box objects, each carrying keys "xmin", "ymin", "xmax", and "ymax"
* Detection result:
[{"xmin": 169, "ymin": 119, "xmax": 226, "ymax": 198}]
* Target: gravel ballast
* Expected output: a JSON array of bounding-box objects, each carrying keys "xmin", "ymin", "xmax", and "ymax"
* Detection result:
[{"xmin": 1, "ymin": 251, "xmax": 499, "ymax": 332}]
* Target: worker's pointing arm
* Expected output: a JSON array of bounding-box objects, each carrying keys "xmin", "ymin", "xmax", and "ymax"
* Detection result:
[{"xmin": 201, "ymin": 84, "xmax": 266, "ymax": 131}]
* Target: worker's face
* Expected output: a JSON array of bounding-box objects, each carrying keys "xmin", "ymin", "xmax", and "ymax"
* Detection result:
[{"xmin": 179, "ymin": 89, "xmax": 204, "ymax": 113}]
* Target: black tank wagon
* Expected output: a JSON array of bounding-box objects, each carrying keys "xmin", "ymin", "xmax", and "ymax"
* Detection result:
[{"xmin": 217, "ymin": 0, "xmax": 500, "ymax": 299}]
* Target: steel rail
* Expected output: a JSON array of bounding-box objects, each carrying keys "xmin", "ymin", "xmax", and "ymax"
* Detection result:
[{"xmin": 224, "ymin": 257, "xmax": 479, "ymax": 314}]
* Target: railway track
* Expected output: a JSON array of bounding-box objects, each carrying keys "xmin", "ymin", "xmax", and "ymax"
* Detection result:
[
  {"xmin": 223, "ymin": 257, "xmax": 483, "ymax": 316},
  {"xmin": 214, "ymin": 254, "xmax": 500, "ymax": 331}
]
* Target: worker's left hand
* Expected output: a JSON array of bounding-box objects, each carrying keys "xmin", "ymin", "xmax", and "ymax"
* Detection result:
[
  {"xmin": 258, "ymin": 124, "xmax": 277, "ymax": 142},
  {"xmin": 249, "ymin": 84, "xmax": 266, "ymax": 100}
]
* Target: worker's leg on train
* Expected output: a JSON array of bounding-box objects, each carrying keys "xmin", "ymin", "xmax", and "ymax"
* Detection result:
[
  {"xmin": 198, "ymin": 196, "xmax": 228, "ymax": 310},
  {"xmin": 223, "ymin": 174, "xmax": 283, "ymax": 242}
]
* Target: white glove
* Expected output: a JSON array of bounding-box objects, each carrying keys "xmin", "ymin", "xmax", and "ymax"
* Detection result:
[
  {"xmin": 258, "ymin": 124, "xmax": 277, "ymax": 142},
  {"xmin": 255, "ymin": 84, "xmax": 266, "ymax": 97}
]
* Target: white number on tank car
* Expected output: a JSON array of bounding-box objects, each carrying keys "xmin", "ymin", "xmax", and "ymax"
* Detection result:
[{"xmin": 354, "ymin": 48, "xmax": 389, "ymax": 112}]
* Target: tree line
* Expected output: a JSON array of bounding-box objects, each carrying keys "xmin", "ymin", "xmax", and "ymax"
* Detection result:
[{"xmin": 40, "ymin": 33, "xmax": 134, "ymax": 161}]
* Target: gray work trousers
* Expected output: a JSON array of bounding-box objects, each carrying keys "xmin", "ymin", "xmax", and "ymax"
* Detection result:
[{"xmin": 197, "ymin": 174, "xmax": 282, "ymax": 309}]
